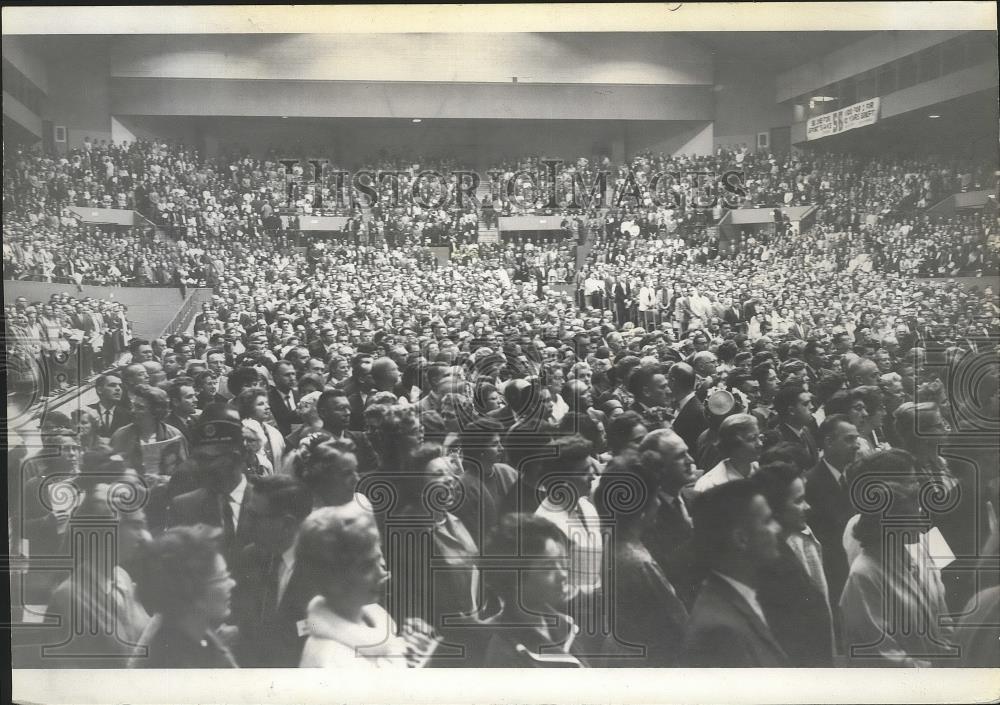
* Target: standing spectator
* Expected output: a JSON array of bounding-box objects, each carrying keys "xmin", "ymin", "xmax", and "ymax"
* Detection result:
[{"xmin": 681, "ymin": 480, "xmax": 787, "ymax": 666}]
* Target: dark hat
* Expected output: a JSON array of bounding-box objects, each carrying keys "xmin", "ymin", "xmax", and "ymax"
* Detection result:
[
  {"xmin": 593, "ymin": 346, "xmax": 611, "ymax": 360},
  {"xmin": 191, "ymin": 418, "xmax": 244, "ymax": 446}
]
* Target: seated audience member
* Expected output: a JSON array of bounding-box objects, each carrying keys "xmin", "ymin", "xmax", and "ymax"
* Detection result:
[
  {"xmin": 596, "ymin": 451, "xmax": 689, "ymax": 666},
  {"xmin": 231, "ymin": 474, "xmax": 314, "ymax": 667},
  {"xmin": 130, "ymin": 524, "xmax": 238, "ymax": 668},
  {"xmin": 753, "ymin": 462, "xmax": 835, "ymax": 667},
  {"xmin": 681, "ymin": 479, "xmax": 788, "ymax": 667}
]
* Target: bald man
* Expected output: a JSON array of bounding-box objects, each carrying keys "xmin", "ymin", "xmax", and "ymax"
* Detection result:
[{"xmin": 639, "ymin": 428, "xmax": 702, "ymax": 608}]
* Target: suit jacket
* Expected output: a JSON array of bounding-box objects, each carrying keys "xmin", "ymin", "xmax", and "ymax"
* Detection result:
[
  {"xmin": 335, "ymin": 376, "xmax": 371, "ymax": 432},
  {"xmin": 804, "ymin": 460, "xmax": 853, "ymax": 606},
  {"xmin": 757, "ymin": 541, "xmax": 835, "ymax": 667},
  {"xmin": 671, "ymin": 395, "xmax": 708, "ymax": 456},
  {"xmin": 167, "ymin": 484, "xmax": 257, "ymax": 566},
  {"xmin": 306, "ymin": 340, "xmax": 335, "ymax": 364},
  {"xmin": 775, "ymin": 423, "xmax": 819, "ymax": 467},
  {"xmin": 681, "ymin": 572, "xmax": 789, "ymax": 667},
  {"xmin": 267, "ymin": 385, "xmax": 301, "ymax": 437},
  {"xmin": 88, "ymin": 402, "xmax": 132, "ymax": 437},
  {"xmin": 164, "ymin": 412, "xmax": 197, "ymax": 443},
  {"xmin": 643, "ymin": 487, "xmax": 700, "ymax": 609},
  {"xmin": 231, "ymin": 543, "xmax": 313, "ymax": 667}
]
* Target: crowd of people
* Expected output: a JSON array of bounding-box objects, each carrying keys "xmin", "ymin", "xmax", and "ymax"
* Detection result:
[
  {"xmin": 5, "ymin": 136, "xmax": 999, "ymax": 670},
  {"xmin": 5, "ymin": 292, "xmax": 133, "ymax": 399}
]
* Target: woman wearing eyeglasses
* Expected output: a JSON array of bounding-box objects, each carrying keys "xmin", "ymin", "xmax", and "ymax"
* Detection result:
[{"xmin": 130, "ymin": 524, "xmax": 238, "ymax": 668}]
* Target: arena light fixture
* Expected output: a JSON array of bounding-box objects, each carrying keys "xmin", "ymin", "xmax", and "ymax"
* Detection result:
[
  {"xmin": 412, "ymin": 118, "xmax": 422, "ymax": 123},
  {"xmin": 928, "ymin": 114, "xmax": 941, "ymax": 118},
  {"xmin": 812, "ymin": 96, "xmax": 836, "ymax": 102}
]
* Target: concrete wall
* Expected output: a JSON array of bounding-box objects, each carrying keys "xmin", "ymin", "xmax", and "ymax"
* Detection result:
[
  {"xmin": 110, "ymin": 77, "xmax": 713, "ymax": 122},
  {"xmin": 776, "ymin": 30, "xmax": 966, "ymax": 103},
  {"xmin": 4, "ymin": 280, "xmax": 188, "ymax": 339},
  {"xmin": 713, "ymin": 58, "xmax": 791, "ymax": 151},
  {"xmin": 3, "ymin": 91, "xmax": 42, "ymax": 137},
  {"xmin": 2, "ymin": 35, "xmax": 50, "ymax": 94},
  {"xmin": 625, "ymin": 121, "xmax": 714, "ymax": 157},
  {"xmin": 44, "ymin": 40, "xmax": 113, "ymax": 149},
  {"xmin": 879, "ymin": 61, "xmax": 997, "ymax": 120},
  {"xmin": 109, "ymin": 33, "xmax": 714, "ymax": 85}
]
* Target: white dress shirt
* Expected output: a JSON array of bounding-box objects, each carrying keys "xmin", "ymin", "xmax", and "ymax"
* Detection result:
[
  {"xmin": 228, "ymin": 475, "xmax": 248, "ymax": 530},
  {"xmin": 714, "ymin": 571, "xmax": 769, "ymax": 626}
]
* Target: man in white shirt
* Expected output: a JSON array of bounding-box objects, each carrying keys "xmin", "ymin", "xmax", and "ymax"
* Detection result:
[{"xmin": 638, "ymin": 278, "xmax": 657, "ymax": 329}]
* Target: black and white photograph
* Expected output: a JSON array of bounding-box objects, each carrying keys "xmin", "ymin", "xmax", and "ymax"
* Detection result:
[{"xmin": 5, "ymin": 3, "xmax": 999, "ymax": 703}]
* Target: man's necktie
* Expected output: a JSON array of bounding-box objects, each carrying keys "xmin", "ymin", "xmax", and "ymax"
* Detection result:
[
  {"xmin": 221, "ymin": 495, "xmax": 236, "ymax": 546},
  {"xmin": 103, "ymin": 409, "xmax": 112, "ymax": 431}
]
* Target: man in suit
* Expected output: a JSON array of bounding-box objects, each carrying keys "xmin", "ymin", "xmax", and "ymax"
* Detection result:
[
  {"xmin": 334, "ymin": 352, "xmax": 374, "ymax": 431},
  {"xmin": 771, "ymin": 384, "xmax": 820, "ymax": 466},
  {"xmin": 164, "ymin": 377, "xmax": 200, "ymax": 443},
  {"xmin": 667, "ymin": 362, "xmax": 708, "ymax": 456},
  {"xmin": 167, "ymin": 413, "xmax": 258, "ymax": 568},
  {"xmin": 88, "ymin": 373, "xmax": 132, "ymax": 439},
  {"xmin": 804, "ymin": 414, "xmax": 859, "ymax": 608},
  {"xmin": 231, "ymin": 474, "xmax": 314, "ymax": 667},
  {"xmin": 681, "ymin": 479, "xmax": 788, "ymax": 666},
  {"xmin": 722, "ymin": 297, "xmax": 744, "ymax": 329},
  {"xmin": 627, "ymin": 364, "xmax": 673, "ymax": 431},
  {"xmin": 71, "ymin": 300, "xmax": 104, "ymax": 378},
  {"xmin": 639, "ymin": 429, "xmax": 701, "ymax": 609},
  {"xmin": 267, "ymin": 360, "xmax": 301, "ymax": 437},
  {"xmin": 307, "ymin": 326, "xmax": 338, "ymax": 364}
]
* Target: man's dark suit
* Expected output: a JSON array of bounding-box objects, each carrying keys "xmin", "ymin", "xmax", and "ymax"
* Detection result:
[
  {"xmin": 671, "ymin": 396, "xmax": 708, "ymax": 457},
  {"xmin": 87, "ymin": 402, "xmax": 132, "ymax": 437},
  {"xmin": 164, "ymin": 412, "xmax": 196, "ymax": 443},
  {"xmin": 230, "ymin": 543, "xmax": 312, "ymax": 667},
  {"xmin": 757, "ymin": 540, "xmax": 835, "ymax": 667},
  {"xmin": 723, "ymin": 304, "xmax": 743, "ymax": 326},
  {"xmin": 681, "ymin": 572, "xmax": 789, "ymax": 667},
  {"xmin": 167, "ymin": 484, "xmax": 257, "ymax": 567},
  {"xmin": 306, "ymin": 340, "xmax": 335, "ymax": 364},
  {"xmin": 804, "ymin": 460, "xmax": 853, "ymax": 607},
  {"xmin": 267, "ymin": 386, "xmax": 300, "ymax": 437},
  {"xmin": 335, "ymin": 375, "xmax": 371, "ymax": 432},
  {"xmin": 775, "ymin": 423, "xmax": 820, "ymax": 467},
  {"xmin": 643, "ymin": 487, "xmax": 700, "ymax": 609}
]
